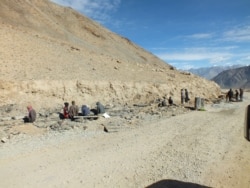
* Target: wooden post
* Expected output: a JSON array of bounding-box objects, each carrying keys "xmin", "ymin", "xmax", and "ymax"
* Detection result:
[{"xmin": 244, "ymin": 105, "xmax": 250, "ymax": 141}]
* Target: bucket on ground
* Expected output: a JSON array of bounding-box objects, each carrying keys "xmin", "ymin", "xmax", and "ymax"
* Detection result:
[{"xmin": 244, "ymin": 105, "xmax": 250, "ymax": 141}]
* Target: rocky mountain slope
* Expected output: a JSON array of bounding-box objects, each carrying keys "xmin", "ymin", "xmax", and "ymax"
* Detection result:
[
  {"xmin": 212, "ymin": 65, "xmax": 250, "ymax": 89},
  {"xmin": 0, "ymin": 0, "xmax": 220, "ymax": 111},
  {"xmin": 187, "ymin": 65, "xmax": 244, "ymax": 80}
]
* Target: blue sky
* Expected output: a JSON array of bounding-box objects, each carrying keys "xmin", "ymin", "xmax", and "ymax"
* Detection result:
[{"xmin": 50, "ymin": 0, "xmax": 250, "ymax": 70}]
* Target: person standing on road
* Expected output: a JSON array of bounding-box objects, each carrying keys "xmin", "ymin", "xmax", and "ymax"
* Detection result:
[
  {"xmin": 240, "ymin": 88, "xmax": 244, "ymax": 101},
  {"xmin": 185, "ymin": 89, "xmax": 190, "ymax": 103},
  {"xmin": 228, "ymin": 88, "xmax": 234, "ymax": 102},
  {"xmin": 235, "ymin": 90, "xmax": 239, "ymax": 101},
  {"xmin": 181, "ymin": 89, "xmax": 185, "ymax": 104}
]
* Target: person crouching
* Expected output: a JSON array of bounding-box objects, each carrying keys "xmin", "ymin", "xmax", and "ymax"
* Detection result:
[
  {"xmin": 81, "ymin": 105, "xmax": 90, "ymax": 116},
  {"xmin": 24, "ymin": 105, "xmax": 36, "ymax": 123}
]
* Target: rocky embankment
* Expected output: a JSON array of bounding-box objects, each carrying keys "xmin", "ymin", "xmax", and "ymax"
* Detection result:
[{"xmin": 0, "ymin": 98, "xmax": 194, "ymax": 144}]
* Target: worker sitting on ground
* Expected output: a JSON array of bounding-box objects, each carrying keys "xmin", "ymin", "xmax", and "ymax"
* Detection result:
[
  {"xmin": 158, "ymin": 97, "xmax": 167, "ymax": 107},
  {"xmin": 96, "ymin": 102, "xmax": 105, "ymax": 115},
  {"xmin": 81, "ymin": 105, "xmax": 90, "ymax": 116},
  {"xmin": 69, "ymin": 101, "xmax": 79, "ymax": 120},
  {"xmin": 168, "ymin": 96, "xmax": 173, "ymax": 105},
  {"xmin": 24, "ymin": 105, "xmax": 36, "ymax": 123}
]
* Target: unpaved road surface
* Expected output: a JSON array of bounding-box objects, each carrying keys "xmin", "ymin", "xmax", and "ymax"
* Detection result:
[{"xmin": 0, "ymin": 93, "xmax": 250, "ymax": 188}]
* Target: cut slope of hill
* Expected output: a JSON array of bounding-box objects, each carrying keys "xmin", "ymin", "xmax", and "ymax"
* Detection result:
[
  {"xmin": 212, "ymin": 66, "xmax": 250, "ymax": 89},
  {"xmin": 0, "ymin": 0, "xmax": 221, "ymax": 110}
]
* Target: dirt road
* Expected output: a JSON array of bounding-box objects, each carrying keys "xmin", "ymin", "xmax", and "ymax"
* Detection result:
[{"xmin": 0, "ymin": 93, "xmax": 249, "ymax": 188}]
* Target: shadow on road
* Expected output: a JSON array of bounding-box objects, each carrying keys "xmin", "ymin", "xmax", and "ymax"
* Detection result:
[{"xmin": 146, "ymin": 179, "xmax": 212, "ymax": 188}]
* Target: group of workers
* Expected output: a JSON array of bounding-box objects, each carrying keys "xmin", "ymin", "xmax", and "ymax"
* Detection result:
[
  {"xmin": 181, "ymin": 89, "xmax": 190, "ymax": 104},
  {"xmin": 226, "ymin": 88, "xmax": 244, "ymax": 102},
  {"xmin": 23, "ymin": 101, "xmax": 106, "ymax": 123},
  {"xmin": 62, "ymin": 101, "xmax": 105, "ymax": 120},
  {"xmin": 158, "ymin": 96, "xmax": 175, "ymax": 107},
  {"xmin": 23, "ymin": 87, "xmax": 245, "ymax": 123}
]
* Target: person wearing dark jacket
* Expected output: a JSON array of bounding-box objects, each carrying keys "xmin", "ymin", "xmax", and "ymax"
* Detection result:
[
  {"xmin": 239, "ymin": 88, "xmax": 244, "ymax": 101},
  {"xmin": 235, "ymin": 90, "xmax": 239, "ymax": 101},
  {"xmin": 228, "ymin": 88, "xmax": 234, "ymax": 102},
  {"xmin": 185, "ymin": 89, "xmax": 190, "ymax": 103},
  {"xmin": 168, "ymin": 96, "xmax": 173, "ymax": 105}
]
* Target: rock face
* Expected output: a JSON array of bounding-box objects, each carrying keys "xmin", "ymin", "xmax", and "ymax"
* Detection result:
[
  {"xmin": 212, "ymin": 66, "xmax": 250, "ymax": 89},
  {"xmin": 0, "ymin": 0, "xmax": 220, "ymax": 111}
]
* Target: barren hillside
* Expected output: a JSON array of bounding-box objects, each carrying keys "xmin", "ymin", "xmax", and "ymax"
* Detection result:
[
  {"xmin": 212, "ymin": 66, "xmax": 250, "ymax": 89},
  {"xmin": 0, "ymin": 0, "xmax": 220, "ymax": 110}
]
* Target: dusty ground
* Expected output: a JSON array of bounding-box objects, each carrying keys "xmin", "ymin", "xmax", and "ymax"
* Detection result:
[{"xmin": 0, "ymin": 92, "xmax": 249, "ymax": 188}]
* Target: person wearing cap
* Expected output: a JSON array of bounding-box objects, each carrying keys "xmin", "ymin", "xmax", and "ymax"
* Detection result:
[{"xmin": 24, "ymin": 105, "xmax": 36, "ymax": 123}]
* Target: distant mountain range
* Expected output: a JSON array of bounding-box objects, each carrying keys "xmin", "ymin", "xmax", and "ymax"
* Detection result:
[
  {"xmin": 187, "ymin": 65, "xmax": 244, "ymax": 80},
  {"xmin": 211, "ymin": 65, "xmax": 250, "ymax": 89}
]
